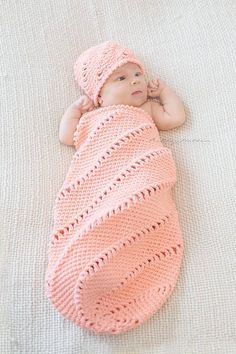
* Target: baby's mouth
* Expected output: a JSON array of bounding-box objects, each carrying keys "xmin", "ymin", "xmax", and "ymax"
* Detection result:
[{"xmin": 132, "ymin": 90, "xmax": 143, "ymax": 95}]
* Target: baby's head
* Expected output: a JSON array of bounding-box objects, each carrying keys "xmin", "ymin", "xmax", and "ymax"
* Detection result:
[{"xmin": 74, "ymin": 41, "xmax": 147, "ymax": 108}]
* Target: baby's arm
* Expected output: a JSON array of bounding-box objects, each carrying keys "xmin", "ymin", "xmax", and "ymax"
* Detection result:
[
  {"xmin": 148, "ymin": 79, "xmax": 186, "ymax": 130},
  {"xmin": 59, "ymin": 95, "xmax": 94, "ymax": 146},
  {"xmin": 59, "ymin": 104, "xmax": 82, "ymax": 146}
]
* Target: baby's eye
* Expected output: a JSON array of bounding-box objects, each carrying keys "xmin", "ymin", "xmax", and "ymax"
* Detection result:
[
  {"xmin": 117, "ymin": 76, "xmax": 126, "ymax": 81},
  {"xmin": 135, "ymin": 72, "xmax": 141, "ymax": 76}
]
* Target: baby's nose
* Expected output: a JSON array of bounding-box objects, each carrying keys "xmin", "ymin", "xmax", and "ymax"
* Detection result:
[{"xmin": 131, "ymin": 78, "xmax": 138, "ymax": 84}]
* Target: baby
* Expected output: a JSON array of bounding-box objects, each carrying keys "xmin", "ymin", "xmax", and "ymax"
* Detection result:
[
  {"xmin": 59, "ymin": 44, "xmax": 186, "ymax": 146},
  {"xmin": 46, "ymin": 41, "xmax": 185, "ymax": 335}
]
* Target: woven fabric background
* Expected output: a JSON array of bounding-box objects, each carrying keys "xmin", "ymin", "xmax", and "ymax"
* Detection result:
[{"xmin": 1, "ymin": 0, "xmax": 235, "ymax": 353}]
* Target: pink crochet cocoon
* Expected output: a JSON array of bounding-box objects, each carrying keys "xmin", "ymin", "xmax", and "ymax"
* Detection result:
[{"xmin": 45, "ymin": 104, "xmax": 184, "ymax": 335}]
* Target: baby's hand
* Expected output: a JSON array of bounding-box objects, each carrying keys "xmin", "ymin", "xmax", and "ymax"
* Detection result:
[
  {"xmin": 73, "ymin": 95, "xmax": 95, "ymax": 114},
  {"xmin": 147, "ymin": 78, "xmax": 167, "ymax": 98}
]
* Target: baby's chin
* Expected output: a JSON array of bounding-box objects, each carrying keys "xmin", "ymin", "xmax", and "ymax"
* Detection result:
[
  {"xmin": 100, "ymin": 102, "xmax": 145, "ymax": 108},
  {"xmin": 118, "ymin": 96, "xmax": 148, "ymax": 107},
  {"xmin": 99, "ymin": 96, "xmax": 147, "ymax": 108}
]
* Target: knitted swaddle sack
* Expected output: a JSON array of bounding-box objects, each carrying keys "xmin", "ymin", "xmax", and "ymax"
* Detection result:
[{"xmin": 45, "ymin": 104, "xmax": 184, "ymax": 335}]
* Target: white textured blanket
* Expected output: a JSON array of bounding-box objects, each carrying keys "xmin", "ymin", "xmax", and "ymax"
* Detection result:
[{"xmin": 1, "ymin": 0, "xmax": 236, "ymax": 353}]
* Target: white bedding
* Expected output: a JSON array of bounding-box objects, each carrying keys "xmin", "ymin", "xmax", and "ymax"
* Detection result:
[{"xmin": 1, "ymin": 0, "xmax": 235, "ymax": 353}]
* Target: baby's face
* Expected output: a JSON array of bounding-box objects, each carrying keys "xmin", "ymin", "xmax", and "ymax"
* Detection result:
[{"xmin": 98, "ymin": 62, "xmax": 148, "ymax": 107}]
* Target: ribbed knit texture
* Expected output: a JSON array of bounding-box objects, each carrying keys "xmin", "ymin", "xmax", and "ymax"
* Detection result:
[{"xmin": 45, "ymin": 104, "xmax": 184, "ymax": 335}]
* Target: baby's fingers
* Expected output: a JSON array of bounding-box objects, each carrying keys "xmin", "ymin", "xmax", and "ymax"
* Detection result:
[
  {"xmin": 149, "ymin": 79, "xmax": 160, "ymax": 88},
  {"xmin": 148, "ymin": 80, "xmax": 156, "ymax": 88},
  {"xmin": 153, "ymin": 78, "xmax": 160, "ymax": 87},
  {"xmin": 74, "ymin": 96, "xmax": 86, "ymax": 107}
]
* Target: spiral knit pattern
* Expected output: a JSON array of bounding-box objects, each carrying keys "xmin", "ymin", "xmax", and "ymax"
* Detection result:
[
  {"xmin": 73, "ymin": 41, "xmax": 145, "ymax": 107},
  {"xmin": 45, "ymin": 105, "xmax": 184, "ymax": 335}
]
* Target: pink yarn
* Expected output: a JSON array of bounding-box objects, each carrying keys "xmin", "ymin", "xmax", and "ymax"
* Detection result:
[{"xmin": 45, "ymin": 104, "xmax": 184, "ymax": 335}]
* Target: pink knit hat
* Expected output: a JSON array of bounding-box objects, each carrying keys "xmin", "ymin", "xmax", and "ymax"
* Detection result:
[{"xmin": 73, "ymin": 41, "xmax": 146, "ymax": 107}]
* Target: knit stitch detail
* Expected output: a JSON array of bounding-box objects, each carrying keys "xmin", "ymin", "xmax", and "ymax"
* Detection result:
[{"xmin": 45, "ymin": 104, "xmax": 184, "ymax": 334}]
